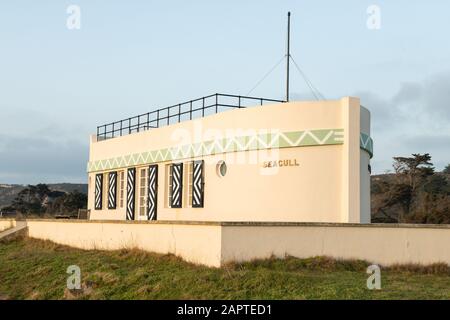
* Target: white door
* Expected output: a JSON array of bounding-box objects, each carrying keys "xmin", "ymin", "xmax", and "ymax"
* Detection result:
[{"xmin": 137, "ymin": 167, "xmax": 148, "ymax": 220}]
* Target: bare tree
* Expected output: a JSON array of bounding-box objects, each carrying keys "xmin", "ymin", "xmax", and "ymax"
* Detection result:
[{"xmin": 393, "ymin": 153, "xmax": 434, "ymax": 191}]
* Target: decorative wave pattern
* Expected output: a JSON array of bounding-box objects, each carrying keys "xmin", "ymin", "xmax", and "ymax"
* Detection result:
[
  {"xmin": 126, "ymin": 168, "xmax": 135, "ymax": 220},
  {"xmin": 192, "ymin": 160, "xmax": 204, "ymax": 208},
  {"xmin": 107, "ymin": 171, "xmax": 117, "ymax": 209},
  {"xmin": 87, "ymin": 129, "xmax": 373, "ymax": 172},
  {"xmin": 94, "ymin": 174, "xmax": 103, "ymax": 210},
  {"xmin": 360, "ymin": 132, "xmax": 373, "ymax": 158},
  {"xmin": 147, "ymin": 165, "xmax": 158, "ymax": 220},
  {"xmin": 170, "ymin": 163, "xmax": 183, "ymax": 208}
]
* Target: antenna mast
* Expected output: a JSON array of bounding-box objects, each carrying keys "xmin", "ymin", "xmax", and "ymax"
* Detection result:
[{"xmin": 286, "ymin": 11, "xmax": 291, "ymax": 102}]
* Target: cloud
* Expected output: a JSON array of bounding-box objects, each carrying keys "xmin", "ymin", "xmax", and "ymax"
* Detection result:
[
  {"xmin": 401, "ymin": 134, "xmax": 450, "ymax": 170},
  {"xmin": 392, "ymin": 82, "xmax": 423, "ymax": 105},
  {"xmin": 423, "ymin": 72, "xmax": 450, "ymax": 121},
  {"xmin": 355, "ymin": 71, "xmax": 450, "ymax": 173},
  {"xmin": 357, "ymin": 91, "xmax": 397, "ymax": 131},
  {"xmin": 0, "ymin": 105, "xmax": 91, "ymax": 184},
  {"xmin": 0, "ymin": 134, "xmax": 88, "ymax": 184}
]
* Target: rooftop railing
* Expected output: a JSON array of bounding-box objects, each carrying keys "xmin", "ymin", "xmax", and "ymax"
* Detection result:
[{"xmin": 96, "ymin": 93, "xmax": 285, "ymax": 140}]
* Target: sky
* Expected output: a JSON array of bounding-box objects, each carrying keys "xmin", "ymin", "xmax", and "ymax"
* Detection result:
[{"xmin": 0, "ymin": 0, "xmax": 449, "ymax": 184}]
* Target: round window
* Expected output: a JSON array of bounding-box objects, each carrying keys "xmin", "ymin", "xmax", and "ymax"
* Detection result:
[{"xmin": 216, "ymin": 161, "xmax": 227, "ymax": 177}]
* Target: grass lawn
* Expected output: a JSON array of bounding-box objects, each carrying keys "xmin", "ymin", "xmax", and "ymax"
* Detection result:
[{"xmin": 0, "ymin": 237, "xmax": 450, "ymax": 299}]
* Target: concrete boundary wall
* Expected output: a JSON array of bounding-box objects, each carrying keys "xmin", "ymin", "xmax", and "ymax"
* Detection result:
[
  {"xmin": 2, "ymin": 219, "xmax": 450, "ymax": 267},
  {"xmin": 0, "ymin": 221, "xmax": 27, "ymax": 241},
  {"xmin": 221, "ymin": 223, "xmax": 450, "ymax": 266},
  {"xmin": 0, "ymin": 219, "xmax": 16, "ymax": 232},
  {"xmin": 18, "ymin": 219, "xmax": 222, "ymax": 267}
]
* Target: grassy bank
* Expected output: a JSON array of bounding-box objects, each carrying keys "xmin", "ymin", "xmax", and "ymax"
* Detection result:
[{"xmin": 1, "ymin": 237, "xmax": 450, "ymax": 299}]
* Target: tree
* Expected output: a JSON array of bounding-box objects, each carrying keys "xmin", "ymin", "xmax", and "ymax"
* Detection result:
[
  {"xmin": 11, "ymin": 184, "xmax": 50, "ymax": 215},
  {"xmin": 393, "ymin": 153, "xmax": 434, "ymax": 191},
  {"xmin": 372, "ymin": 181, "xmax": 412, "ymax": 222},
  {"xmin": 423, "ymin": 175, "xmax": 450, "ymax": 196},
  {"xmin": 9, "ymin": 184, "xmax": 87, "ymax": 216},
  {"xmin": 35, "ymin": 184, "xmax": 51, "ymax": 201},
  {"xmin": 46, "ymin": 191, "xmax": 87, "ymax": 215},
  {"xmin": 444, "ymin": 164, "xmax": 450, "ymax": 174},
  {"xmin": 373, "ymin": 153, "xmax": 450, "ymax": 224}
]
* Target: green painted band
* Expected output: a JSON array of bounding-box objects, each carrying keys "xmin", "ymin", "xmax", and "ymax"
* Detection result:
[
  {"xmin": 87, "ymin": 129, "xmax": 373, "ymax": 172},
  {"xmin": 360, "ymin": 132, "xmax": 374, "ymax": 158}
]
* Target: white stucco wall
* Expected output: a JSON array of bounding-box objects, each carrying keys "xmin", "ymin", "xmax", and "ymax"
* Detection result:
[
  {"xmin": 87, "ymin": 97, "xmax": 372, "ymax": 223},
  {"xmin": 25, "ymin": 219, "xmax": 222, "ymax": 267},
  {"xmin": 0, "ymin": 219, "xmax": 15, "ymax": 232},
  {"xmin": 221, "ymin": 223, "xmax": 450, "ymax": 266}
]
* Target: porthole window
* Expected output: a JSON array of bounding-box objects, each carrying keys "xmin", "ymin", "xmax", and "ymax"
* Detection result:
[{"xmin": 216, "ymin": 160, "xmax": 227, "ymax": 177}]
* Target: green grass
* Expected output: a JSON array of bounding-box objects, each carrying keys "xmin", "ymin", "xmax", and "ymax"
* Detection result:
[{"xmin": 1, "ymin": 237, "xmax": 450, "ymax": 299}]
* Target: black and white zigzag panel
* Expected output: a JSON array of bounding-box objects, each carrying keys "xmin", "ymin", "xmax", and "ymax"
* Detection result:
[
  {"xmin": 170, "ymin": 163, "xmax": 183, "ymax": 208},
  {"xmin": 126, "ymin": 168, "xmax": 136, "ymax": 220},
  {"xmin": 192, "ymin": 160, "xmax": 204, "ymax": 208},
  {"xmin": 94, "ymin": 174, "xmax": 103, "ymax": 210},
  {"xmin": 108, "ymin": 171, "xmax": 117, "ymax": 209},
  {"xmin": 147, "ymin": 165, "xmax": 158, "ymax": 220}
]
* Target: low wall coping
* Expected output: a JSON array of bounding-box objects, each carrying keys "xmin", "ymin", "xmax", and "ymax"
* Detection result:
[{"xmin": 2, "ymin": 218, "xmax": 450, "ymax": 230}]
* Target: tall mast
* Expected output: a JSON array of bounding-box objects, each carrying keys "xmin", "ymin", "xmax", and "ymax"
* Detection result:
[{"xmin": 286, "ymin": 11, "xmax": 291, "ymax": 102}]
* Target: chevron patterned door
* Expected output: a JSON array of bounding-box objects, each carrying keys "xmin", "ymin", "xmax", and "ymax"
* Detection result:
[
  {"xmin": 170, "ymin": 163, "xmax": 183, "ymax": 208},
  {"xmin": 147, "ymin": 165, "xmax": 158, "ymax": 220},
  {"xmin": 192, "ymin": 160, "xmax": 204, "ymax": 208},
  {"xmin": 108, "ymin": 171, "xmax": 117, "ymax": 209},
  {"xmin": 126, "ymin": 168, "xmax": 136, "ymax": 220},
  {"xmin": 95, "ymin": 174, "xmax": 103, "ymax": 210}
]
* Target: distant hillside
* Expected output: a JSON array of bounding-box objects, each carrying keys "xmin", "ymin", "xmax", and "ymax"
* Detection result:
[
  {"xmin": 45, "ymin": 183, "xmax": 88, "ymax": 194},
  {"xmin": 0, "ymin": 185, "xmax": 25, "ymax": 209},
  {"xmin": 0, "ymin": 183, "xmax": 87, "ymax": 209}
]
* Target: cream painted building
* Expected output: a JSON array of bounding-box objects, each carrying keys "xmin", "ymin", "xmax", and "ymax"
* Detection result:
[{"xmin": 87, "ymin": 94, "xmax": 373, "ymax": 223}]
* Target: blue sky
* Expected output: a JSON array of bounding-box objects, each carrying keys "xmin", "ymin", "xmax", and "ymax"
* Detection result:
[{"xmin": 0, "ymin": 1, "xmax": 449, "ymax": 184}]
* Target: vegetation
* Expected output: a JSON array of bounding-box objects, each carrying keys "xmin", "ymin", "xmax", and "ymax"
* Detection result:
[
  {"xmin": 0, "ymin": 183, "xmax": 87, "ymax": 209},
  {"xmin": 1, "ymin": 184, "xmax": 87, "ymax": 217},
  {"xmin": 444, "ymin": 164, "xmax": 450, "ymax": 175},
  {"xmin": 372, "ymin": 153, "xmax": 450, "ymax": 223},
  {"xmin": 1, "ymin": 237, "xmax": 450, "ymax": 300}
]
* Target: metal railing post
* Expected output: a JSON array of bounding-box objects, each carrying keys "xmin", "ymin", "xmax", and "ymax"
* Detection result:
[
  {"xmin": 202, "ymin": 97, "xmax": 205, "ymax": 117},
  {"xmin": 215, "ymin": 94, "xmax": 218, "ymax": 113},
  {"xmin": 167, "ymin": 107, "xmax": 169, "ymax": 125}
]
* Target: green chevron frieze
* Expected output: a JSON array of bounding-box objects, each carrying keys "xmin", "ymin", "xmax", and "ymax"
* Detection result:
[
  {"xmin": 360, "ymin": 132, "xmax": 374, "ymax": 158},
  {"xmin": 87, "ymin": 129, "xmax": 373, "ymax": 172}
]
